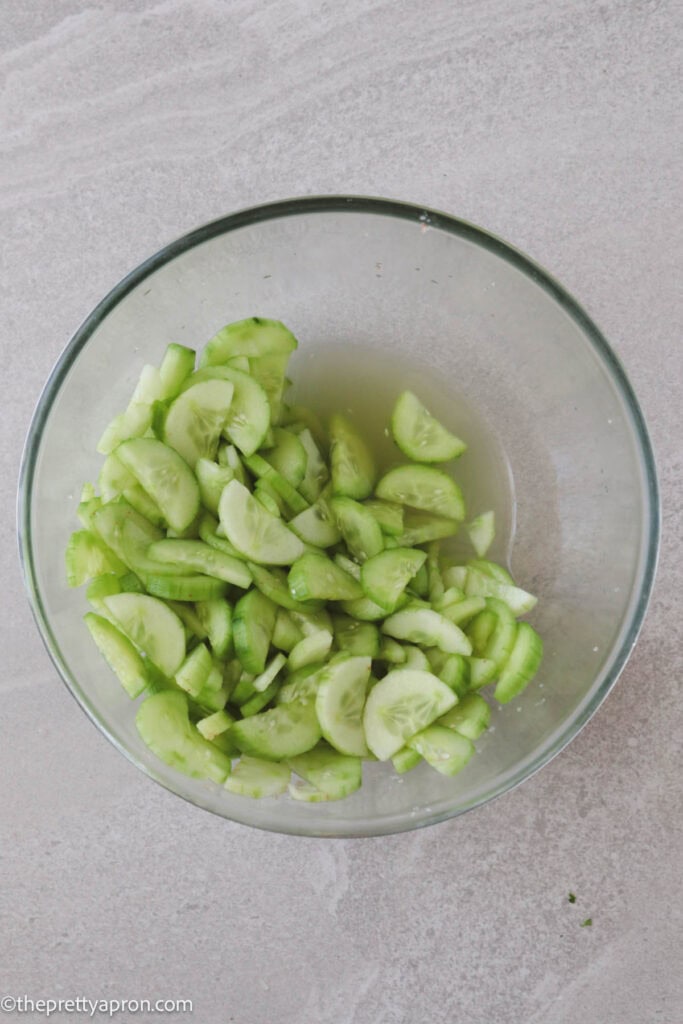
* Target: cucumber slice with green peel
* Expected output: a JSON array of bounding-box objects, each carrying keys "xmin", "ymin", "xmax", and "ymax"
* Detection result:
[
  {"xmin": 77, "ymin": 494, "xmax": 103, "ymax": 531},
  {"xmin": 288, "ymin": 630, "xmax": 333, "ymax": 670},
  {"xmin": 272, "ymin": 609, "xmax": 304, "ymax": 652},
  {"xmin": 288, "ymin": 491, "xmax": 342, "ymax": 548},
  {"xmin": 66, "ymin": 530, "xmax": 127, "ymax": 587},
  {"xmin": 376, "ymin": 465, "xmax": 465, "ymax": 521},
  {"xmin": 263, "ymin": 428, "xmax": 307, "ymax": 487},
  {"xmin": 195, "ymin": 459, "xmax": 234, "ymax": 515},
  {"xmin": 225, "ymin": 756, "xmax": 290, "ymax": 798},
  {"xmin": 99, "ymin": 453, "xmax": 165, "ymax": 525},
  {"xmin": 84, "ymin": 612, "xmax": 151, "ymax": 698},
  {"xmin": 468, "ymin": 657, "xmax": 497, "ymax": 689},
  {"xmin": 249, "ymin": 353, "xmax": 290, "ymax": 423},
  {"xmin": 396, "ymin": 511, "xmax": 460, "ymax": 546},
  {"xmin": 201, "ymin": 317, "xmax": 298, "ymax": 364},
  {"xmin": 466, "ymin": 511, "xmax": 495, "ymax": 558},
  {"xmin": 283, "ymin": 404, "xmax": 328, "ymax": 452},
  {"xmin": 243, "ymin": 453, "xmax": 308, "ymax": 514},
  {"xmin": 240, "ymin": 679, "xmax": 282, "ymax": 717},
  {"xmin": 377, "ymin": 637, "xmax": 407, "ymax": 664},
  {"xmin": 382, "ymin": 608, "xmax": 472, "ymax": 655},
  {"xmin": 175, "ymin": 643, "xmax": 213, "ymax": 698},
  {"xmin": 332, "ymin": 616, "xmax": 380, "ymax": 658},
  {"xmin": 391, "ymin": 391, "xmax": 466, "ymax": 463},
  {"xmin": 233, "ymin": 589, "xmax": 277, "ymax": 674},
  {"xmin": 363, "ymin": 499, "xmax": 404, "ymax": 537},
  {"xmin": 407, "ymin": 725, "xmax": 474, "ymax": 776},
  {"xmin": 333, "ymin": 553, "xmax": 362, "ymax": 580},
  {"xmin": 297, "ymin": 428, "xmax": 329, "ymax": 503},
  {"xmin": 254, "ymin": 482, "xmax": 283, "ymax": 518},
  {"xmin": 340, "ymin": 594, "xmax": 389, "ymax": 622},
  {"xmin": 427, "ymin": 541, "xmax": 445, "ymax": 603},
  {"xmin": 288, "ymin": 780, "xmax": 333, "ymax": 801},
  {"xmin": 360, "ymin": 548, "xmax": 427, "ymax": 612},
  {"xmin": 165, "ymin": 600, "xmax": 208, "ymax": 640},
  {"xmin": 196, "ymin": 708, "xmax": 235, "ymax": 742},
  {"xmin": 218, "ymin": 442, "xmax": 248, "ymax": 485},
  {"xmin": 251, "ymin": 652, "xmax": 287, "ymax": 693},
  {"xmin": 314, "ymin": 655, "xmax": 372, "ymax": 757},
  {"xmin": 218, "ymin": 481, "xmax": 305, "ymax": 565},
  {"xmin": 363, "ymin": 669, "xmax": 457, "ymax": 760},
  {"xmin": 86, "ymin": 573, "xmax": 123, "ymax": 613},
  {"xmin": 472, "ymin": 598, "xmax": 518, "ymax": 673},
  {"xmin": 434, "ymin": 585, "xmax": 467, "ymax": 609},
  {"xmin": 288, "ymin": 553, "xmax": 363, "ymax": 602},
  {"xmin": 226, "ymin": 356, "xmax": 251, "ymax": 373},
  {"xmin": 136, "ymin": 691, "xmax": 231, "ymax": 783},
  {"xmin": 440, "ymin": 693, "xmax": 491, "ymax": 739},
  {"xmin": 411, "ymin": 562, "xmax": 429, "ymax": 598},
  {"xmin": 198, "ymin": 512, "xmax": 246, "ymax": 560},
  {"xmin": 163, "ymin": 379, "xmax": 235, "ymax": 468},
  {"xmin": 467, "ymin": 559, "xmax": 514, "ymax": 585},
  {"xmin": 276, "ymin": 662, "xmax": 327, "ymax": 705},
  {"xmin": 494, "ymin": 622, "xmax": 543, "ymax": 703},
  {"xmin": 119, "ymin": 571, "xmax": 146, "ymax": 593},
  {"xmin": 158, "ymin": 343, "xmax": 196, "ymax": 398},
  {"xmin": 442, "ymin": 565, "xmax": 468, "ymax": 590},
  {"xmin": 392, "ymin": 746, "xmax": 423, "ymax": 773},
  {"xmin": 230, "ymin": 701, "xmax": 321, "ymax": 760},
  {"xmin": 231, "ymin": 672, "xmax": 257, "ymax": 706},
  {"xmin": 195, "ymin": 599, "xmax": 232, "ymax": 658},
  {"xmin": 329, "ymin": 497, "xmax": 384, "ymax": 562},
  {"xmin": 288, "ymin": 607, "xmax": 334, "ymax": 639},
  {"xmin": 144, "ymin": 573, "xmax": 228, "ymax": 602},
  {"xmin": 288, "ymin": 744, "xmax": 362, "ymax": 800},
  {"xmin": 465, "ymin": 568, "xmax": 537, "ymax": 616},
  {"xmin": 466, "ymin": 608, "xmax": 498, "ymax": 654},
  {"xmin": 103, "ymin": 593, "xmax": 185, "ymax": 676},
  {"xmin": 146, "ymin": 539, "xmax": 252, "ymax": 589},
  {"xmin": 248, "ymin": 563, "xmax": 321, "ymax": 612},
  {"xmin": 97, "ymin": 365, "xmax": 164, "ymax": 455},
  {"xmin": 330, "ymin": 414, "xmax": 376, "ymax": 499},
  {"xmin": 437, "ymin": 653, "xmax": 470, "ymax": 697},
  {"xmin": 91, "ymin": 499, "xmax": 163, "ymax": 572},
  {"xmin": 439, "ymin": 596, "xmax": 487, "ymax": 626},
  {"xmin": 401, "ymin": 645, "xmax": 431, "ymax": 672}
]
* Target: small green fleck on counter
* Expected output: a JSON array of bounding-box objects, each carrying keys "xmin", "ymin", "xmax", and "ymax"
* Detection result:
[
  {"xmin": 580, "ymin": 918, "xmax": 592, "ymax": 927},
  {"xmin": 568, "ymin": 892, "xmax": 576, "ymax": 904}
]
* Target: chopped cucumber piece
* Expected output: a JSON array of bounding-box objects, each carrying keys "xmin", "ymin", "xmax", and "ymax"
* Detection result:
[
  {"xmin": 411, "ymin": 562, "xmax": 429, "ymax": 597},
  {"xmin": 437, "ymin": 653, "xmax": 470, "ymax": 697},
  {"xmin": 225, "ymin": 756, "xmax": 290, "ymax": 798},
  {"xmin": 288, "ymin": 553, "xmax": 363, "ymax": 602},
  {"xmin": 201, "ymin": 317, "xmax": 297, "ymax": 364},
  {"xmin": 377, "ymin": 637, "xmax": 407, "ymax": 664},
  {"xmin": 92, "ymin": 494, "xmax": 166, "ymax": 573},
  {"xmin": 103, "ymin": 593, "xmax": 185, "ymax": 676},
  {"xmin": 166, "ymin": 600, "xmax": 208, "ymax": 639},
  {"xmin": 158, "ymin": 343, "xmax": 195, "ymax": 399},
  {"xmin": 175, "ymin": 643, "xmax": 213, "ymax": 698},
  {"xmin": 66, "ymin": 530, "xmax": 127, "ymax": 587},
  {"xmin": 136, "ymin": 691, "xmax": 231, "ymax": 783},
  {"xmin": 363, "ymin": 669, "xmax": 456, "ymax": 760},
  {"xmin": 360, "ymin": 548, "xmax": 426, "ymax": 612},
  {"xmin": 401, "ymin": 645, "xmax": 431, "ymax": 672},
  {"xmin": 276, "ymin": 662, "xmax": 327, "ymax": 705},
  {"xmin": 288, "ymin": 493, "xmax": 342, "ymax": 547},
  {"xmin": 471, "ymin": 597, "xmax": 518, "ymax": 673},
  {"xmin": 84, "ymin": 612, "xmax": 150, "ymax": 698},
  {"xmin": 86, "ymin": 573, "xmax": 123, "ymax": 613},
  {"xmin": 195, "ymin": 598, "xmax": 233, "ymax": 659},
  {"xmin": 329, "ymin": 497, "xmax": 384, "ymax": 562},
  {"xmin": 195, "ymin": 459, "xmax": 234, "ymax": 515},
  {"xmin": 230, "ymin": 701, "xmax": 321, "ymax": 760},
  {"xmin": 297, "ymin": 428, "xmax": 329, "ymax": 503},
  {"xmin": 288, "ymin": 630, "xmax": 333, "ymax": 670},
  {"xmin": 288, "ymin": 780, "xmax": 331, "ymax": 801},
  {"xmin": 97, "ymin": 365, "xmax": 163, "ymax": 454},
  {"xmin": 254, "ymin": 481, "xmax": 284, "ymax": 517},
  {"xmin": 218, "ymin": 481, "xmax": 304, "ymax": 565},
  {"xmin": 330, "ymin": 414, "xmax": 376, "ymax": 499},
  {"xmin": 439, "ymin": 596, "xmax": 487, "ymax": 626},
  {"xmin": 440, "ymin": 693, "xmax": 491, "ymax": 739},
  {"xmin": 333, "ymin": 553, "xmax": 362, "ymax": 580},
  {"xmin": 363, "ymin": 499, "xmax": 404, "ymax": 537},
  {"xmin": 144, "ymin": 574, "xmax": 228, "ymax": 602},
  {"xmin": 289, "ymin": 607, "xmax": 334, "ymax": 637},
  {"xmin": 147, "ymin": 539, "xmax": 252, "ymax": 589},
  {"xmin": 392, "ymin": 746, "xmax": 423, "ymax": 773},
  {"xmin": 465, "ymin": 568, "xmax": 537, "ymax": 616},
  {"xmin": 288, "ymin": 744, "xmax": 362, "ymax": 800},
  {"xmin": 333, "ymin": 616, "xmax": 380, "ymax": 658},
  {"xmin": 315, "ymin": 655, "xmax": 372, "ymax": 757},
  {"xmin": 272, "ymin": 609, "xmax": 304, "ymax": 652},
  {"xmin": 249, "ymin": 353, "xmax": 290, "ymax": 423},
  {"xmin": 468, "ymin": 559, "xmax": 514, "ymax": 585},
  {"xmin": 407, "ymin": 725, "xmax": 474, "ymax": 776},
  {"xmin": 376, "ymin": 465, "xmax": 465, "ymax": 521},
  {"xmin": 252, "ymin": 652, "xmax": 287, "ymax": 693},
  {"xmin": 196, "ymin": 708, "xmax": 235, "ymax": 742},
  {"xmin": 233, "ymin": 589, "xmax": 277, "ymax": 674},
  {"xmin": 382, "ymin": 608, "xmax": 472, "ymax": 655},
  {"xmin": 163, "ymin": 379, "xmax": 235, "ymax": 468},
  {"xmin": 198, "ymin": 512, "xmax": 245, "ymax": 560},
  {"xmin": 243, "ymin": 453, "xmax": 308, "ymax": 514},
  {"xmin": 248, "ymin": 563, "xmax": 321, "ymax": 612},
  {"xmin": 240, "ymin": 680, "xmax": 281, "ymax": 717},
  {"xmin": 340, "ymin": 594, "xmax": 388, "ymax": 621},
  {"xmin": 99, "ymin": 452, "xmax": 164, "ymax": 525},
  {"xmin": 427, "ymin": 541, "xmax": 445, "ymax": 603},
  {"xmin": 391, "ymin": 390, "xmax": 466, "ymax": 462},
  {"xmin": 263, "ymin": 428, "xmax": 307, "ymax": 487},
  {"xmin": 468, "ymin": 657, "xmax": 498, "ymax": 689},
  {"xmin": 494, "ymin": 622, "xmax": 543, "ymax": 703},
  {"xmin": 283, "ymin": 404, "xmax": 328, "ymax": 451},
  {"xmin": 396, "ymin": 511, "xmax": 460, "ymax": 546},
  {"xmin": 466, "ymin": 511, "xmax": 495, "ymax": 557}
]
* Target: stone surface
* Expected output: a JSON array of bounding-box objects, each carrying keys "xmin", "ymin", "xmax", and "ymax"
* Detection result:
[{"xmin": 1, "ymin": 1, "xmax": 681, "ymax": 1022}]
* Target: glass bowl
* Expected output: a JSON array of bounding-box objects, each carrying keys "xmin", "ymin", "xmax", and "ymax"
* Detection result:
[{"xmin": 18, "ymin": 196, "xmax": 659, "ymax": 837}]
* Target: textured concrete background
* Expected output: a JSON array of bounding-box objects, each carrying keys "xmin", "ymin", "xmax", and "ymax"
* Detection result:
[{"xmin": 2, "ymin": 1, "xmax": 682, "ymax": 1022}]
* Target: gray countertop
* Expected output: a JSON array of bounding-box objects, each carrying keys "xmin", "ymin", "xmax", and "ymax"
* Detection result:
[{"xmin": 2, "ymin": 2, "xmax": 681, "ymax": 1022}]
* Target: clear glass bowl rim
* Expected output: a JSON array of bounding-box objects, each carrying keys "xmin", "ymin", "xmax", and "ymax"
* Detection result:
[{"xmin": 17, "ymin": 195, "xmax": 660, "ymax": 837}]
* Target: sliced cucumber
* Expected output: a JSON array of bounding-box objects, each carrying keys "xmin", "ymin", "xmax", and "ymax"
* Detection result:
[
  {"xmin": 263, "ymin": 428, "xmax": 307, "ymax": 487},
  {"xmin": 472, "ymin": 597, "xmax": 518, "ymax": 673},
  {"xmin": 392, "ymin": 746, "xmax": 422, "ymax": 774},
  {"xmin": 254, "ymin": 482, "xmax": 284, "ymax": 518},
  {"xmin": 332, "ymin": 616, "xmax": 380, "ymax": 658},
  {"xmin": 315, "ymin": 655, "xmax": 372, "ymax": 757},
  {"xmin": 288, "ymin": 744, "xmax": 362, "ymax": 800},
  {"xmin": 218, "ymin": 481, "xmax": 304, "ymax": 565},
  {"xmin": 175, "ymin": 643, "xmax": 213, "ymax": 698},
  {"xmin": 297, "ymin": 428, "xmax": 329, "ymax": 503},
  {"xmin": 360, "ymin": 548, "xmax": 426, "ymax": 612},
  {"xmin": 163, "ymin": 379, "xmax": 235, "ymax": 468},
  {"xmin": 439, "ymin": 596, "xmax": 487, "ymax": 626},
  {"xmin": 468, "ymin": 657, "xmax": 497, "ymax": 689},
  {"xmin": 440, "ymin": 693, "xmax": 491, "ymax": 739},
  {"xmin": 363, "ymin": 499, "xmax": 404, "ymax": 537},
  {"xmin": 201, "ymin": 317, "xmax": 298, "ymax": 364},
  {"xmin": 252, "ymin": 652, "xmax": 287, "ymax": 693},
  {"xmin": 91, "ymin": 499, "xmax": 163, "ymax": 574},
  {"xmin": 103, "ymin": 592, "xmax": 185, "ymax": 676},
  {"xmin": 99, "ymin": 452, "xmax": 164, "ymax": 525},
  {"xmin": 494, "ymin": 622, "xmax": 543, "ymax": 703},
  {"xmin": 233, "ymin": 589, "xmax": 277, "ymax": 674},
  {"xmin": 437, "ymin": 654, "xmax": 470, "ymax": 697},
  {"xmin": 391, "ymin": 390, "xmax": 466, "ymax": 462},
  {"xmin": 225, "ymin": 756, "xmax": 290, "ymax": 798},
  {"xmin": 466, "ymin": 511, "xmax": 495, "ymax": 558},
  {"xmin": 333, "ymin": 553, "xmax": 362, "ymax": 580},
  {"xmin": 249, "ymin": 353, "xmax": 290, "ymax": 423},
  {"xmin": 376, "ymin": 465, "xmax": 465, "ymax": 521},
  {"xmin": 272, "ymin": 609, "xmax": 304, "ymax": 652},
  {"xmin": 166, "ymin": 599, "xmax": 207, "ymax": 639},
  {"xmin": 363, "ymin": 669, "xmax": 457, "ymax": 760},
  {"xmin": 158, "ymin": 343, "xmax": 196, "ymax": 399},
  {"xmin": 86, "ymin": 573, "xmax": 123, "ymax": 613},
  {"xmin": 136, "ymin": 691, "xmax": 231, "ymax": 783},
  {"xmin": 465, "ymin": 568, "xmax": 537, "ymax": 616},
  {"xmin": 330, "ymin": 414, "xmax": 376, "ymax": 499},
  {"xmin": 66, "ymin": 530, "xmax": 127, "ymax": 587},
  {"xmin": 198, "ymin": 512, "xmax": 246, "ymax": 560},
  {"xmin": 468, "ymin": 559, "xmax": 514, "ymax": 585},
  {"xmin": 288, "ymin": 553, "xmax": 363, "ymax": 602},
  {"xmin": 84, "ymin": 612, "xmax": 150, "ymax": 698},
  {"xmin": 144, "ymin": 574, "xmax": 228, "ymax": 602},
  {"xmin": 196, "ymin": 708, "xmax": 235, "ymax": 742},
  {"xmin": 184, "ymin": 366, "xmax": 271, "ymax": 458},
  {"xmin": 195, "ymin": 459, "xmax": 234, "ymax": 515},
  {"xmin": 401, "ymin": 645, "xmax": 431, "ymax": 671},
  {"xmin": 382, "ymin": 608, "xmax": 472, "ymax": 655},
  {"xmin": 340, "ymin": 594, "xmax": 389, "ymax": 622},
  {"xmin": 248, "ymin": 563, "xmax": 320, "ymax": 612},
  {"xmin": 195, "ymin": 598, "xmax": 232, "ymax": 658},
  {"xmin": 288, "ymin": 492, "xmax": 341, "ymax": 548},
  {"xmin": 329, "ymin": 496, "xmax": 384, "ymax": 562},
  {"xmin": 396, "ymin": 511, "xmax": 460, "ymax": 546},
  {"xmin": 288, "ymin": 630, "xmax": 333, "ymax": 671},
  {"xmin": 97, "ymin": 365, "xmax": 163, "ymax": 455},
  {"xmin": 243, "ymin": 453, "xmax": 309, "ymax": 514},
  {"xmin": 230, "ymin": 701, "xmax": 321, "ymax": 760},
  {"xmin": 241, "ymin": 679, "xmax": 281, "ymax": 717},
  {"xmin": 276, "ymin": 663, "xmax": 327, "ymax": 705},
  {"xmin": 407, "ymin": 725, "xmax": 474, "ymax": 776},
  {"xmin": 283, "ymin": 404, "xmax": 328, "ymax": 451},
  {"xmin": 147, "ymin": 539, "xmax": 252, "ymax": 589}
]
